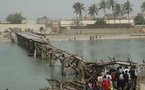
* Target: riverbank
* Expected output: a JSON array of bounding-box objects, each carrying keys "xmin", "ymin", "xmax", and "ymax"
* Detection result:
[
  {"xmin": 1, "ymin": 33, "xmax": 145, "ymax": 42},
  {"xmin": 46, "ymin": 33, "xmax": 145, "ymax": 41},
  {"xmin": 0, "ymin": 38, "xmax": 11, "ymax": 42},
  {"xmin": 0, "ymin": 33, "xmax": 11, "ymax": 42}
]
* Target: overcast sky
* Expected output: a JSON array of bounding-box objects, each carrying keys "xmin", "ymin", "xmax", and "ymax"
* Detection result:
[{"xmin": 0, "ymin": 0, "xmax": 144, "ymax": 21}]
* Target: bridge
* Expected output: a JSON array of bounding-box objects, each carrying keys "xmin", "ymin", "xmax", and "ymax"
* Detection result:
[{"xmin": 13, "ymin": 32, "xmax": 145, "ymax": 83}]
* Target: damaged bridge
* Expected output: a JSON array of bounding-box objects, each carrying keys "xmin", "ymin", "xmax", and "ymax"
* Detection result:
[{"xmin": 13, "ymin": 32, "xmax": 145, "ymax": 83}]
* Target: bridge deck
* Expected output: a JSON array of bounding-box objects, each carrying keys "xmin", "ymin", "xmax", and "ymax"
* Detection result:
[{"xmin": 16, "ymin": 32, "xmax": 48, "ymax": 44}]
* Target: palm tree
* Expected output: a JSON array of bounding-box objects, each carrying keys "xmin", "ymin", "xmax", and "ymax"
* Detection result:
[
  {"xmin": 141, "ymin": 2, "xmax": 145, "ymax": 13},
  {"xmin": 88, "ymin": 4, "xmax": 99, "ymax": 19},
  {"xmin": 99, "ymin": 0, "xmax": 109, "ymax": 24},
  {"xmin": 108, "ymin": 0, "xmax": 117, "ymax": 26},
  {"xmin": 73, "ymin": 2, "xmax": 85, "ymax": 28},
  {"xmin": 123, "ymin": 0, "xmax": 133, "ymax": 23},
  {"xmin": 88, "ymin": 4, "xmax": 99, "ymax": 24},
  {"xmin": 114, "ymin": 3, "xmax": 124, "ymax": 28}
]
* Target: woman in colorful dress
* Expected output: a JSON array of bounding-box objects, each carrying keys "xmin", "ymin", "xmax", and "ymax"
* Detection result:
[{"xmin": 103, "ymin": 76, "xmax": 110, "ymax": 90}]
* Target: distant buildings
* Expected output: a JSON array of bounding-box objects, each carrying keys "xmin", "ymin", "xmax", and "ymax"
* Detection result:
[
  {"xmin": 22, "ymin": 18, "xmax": 36, "ymax": 24},
  {"xmin": 37, "ymin": 16, "xmax": 51, "ymax": 25},
  {"xmin": 104, "ymin": 14, "xmax": 115, "ymax": 19},
  {"xmin": 0, "ymin": 19, "xmax": 45, "ymax": 32},
  {"xmin": 52, "ymin": 22, "xmax": 60, "ymax": 33},
  {"xmin": 60, "ymin": 19, "xmax": 134, "ymax": 29},
  {"xmin": 103, "ymin": 14, "xmax": 127, "ymax": 19},
  {"xmin": 137, "ymin": 13, "xmax": 145, "ymax": 19},
  {"xmin": 55, "ymin": 13, "xmax": 135, "ymax": 30}
]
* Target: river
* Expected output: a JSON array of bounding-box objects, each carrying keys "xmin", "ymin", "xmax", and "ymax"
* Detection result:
[{"xmin": 0, "ymin": 38, "xmax": 145, "ymax": 90}]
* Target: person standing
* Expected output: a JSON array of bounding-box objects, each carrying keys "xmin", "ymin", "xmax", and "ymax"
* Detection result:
[
  {"xmin": 115, "ymin": 67, "xmax": 121, "ymax": 89},
  {"xmin": 111, "ymin": 70, "xmax": 116, "ymax": 89},
  {"xmin": 106, "ymin": 72, "xmax": 113, "ymax": 90},
  {"xmin": 98, "ymin": 73, "xmax": 103, "ymax": 90},
  {"xmin": 96, "ymin": 35, "xmax": 98, "ymax": 40},
  {"xmin": 106, "ymin": 72, "xmax": 112, "ymax": 80},
  {"xmin": 119, "ymin": 71, "xmax": 125, "ymax": 90},
  {"xmin": 103, "ymin": 76, "xmax": 110, "ymax": 90},
  {"xmin": 119, "ymin": 66, "xmax": 124, "ymax": 73},
  {"xmin": 130, "ymin": 66, "xmax": 138, "ymax": 90},
  {"xmin": 92, "ymin": 81, "xmax": 99, "ymax": 90},
  {"xmin": 123, "ymin": 70, "xmax": 129, "ymax": 90},
  {"xmin": 124, "ymin": 66, "xmax": 131, "ymax": 80}
]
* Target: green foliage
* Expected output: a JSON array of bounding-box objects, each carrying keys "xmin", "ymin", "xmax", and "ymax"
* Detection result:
[
  {"xmin": 134, "ymin": 15, "xmax": 145, "ymax": 25},
  {"xmin": 141, "ymin": 2, "xmax": 145, "ymax": 13},
  {"xmin": 122, "ymin": 0, "xmax": 133, "ymax": 23},
  {"xmin": 73, "ymin": 2, "xmax": 85, "ymax": 28},
  {"xmin": 88, "ymin": 4, "xmax": 99, "ymax": 19},
  {"xmin": 108, "ymin": 0, "xmax": 117, "ymax": 11},
  {"xmin": 73, "ymin": 18, "xmax": 80, "ymax": 29},
  {"xmin": 95, "ymin": 18, "xmax": 106, "ymax": 25},
  {"xmin": 114, "ymin": 3, "xmax": 124, "ymax": 17},
  {"xmin": 6, "ymin": 13, "xmax": 24, "ymax": 24},
  {"xmin": 73, "ymin": 2, "xmax": 85, "ymax": 16},
  {"xmin": 123, "ymin": 1, "xmax": 133, "ymax": 15},
  {"xmin": 99, "ymin": 0, "xmax": 108, "ymax": 14}
]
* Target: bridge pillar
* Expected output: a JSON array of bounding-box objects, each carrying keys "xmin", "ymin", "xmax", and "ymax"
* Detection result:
[
  {"xmin": 78, "ymin": 60, "xmax": 85, "ymax": 81},
  {"xmin": 41, "ymin": 45, "xmax": 46, "ymax": 60},
  {"xmin": 62, "ymin": 57, "xmax": 66, "ymax": 75},
  {"xmin": 81, "ymin": 66, "xmax": 85, "ymax": 81},
  {"xmin": 50, "ymin": 52, "xmax": 57, "ymax": 67},
  {"xmin": 41, "ymin": 52, "xmax": 45, "ymax": 59},
  {"xmin": 34, "ymin": 49, "xmax": 37, "ymax": 58},
  {"xmin": 50, "ymin": 60, "xmax": 56, "ymax": 67}
]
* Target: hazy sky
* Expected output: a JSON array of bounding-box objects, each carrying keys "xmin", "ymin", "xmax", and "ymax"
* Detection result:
[{"xmin": 0, "ymin": 0, "xmax": 144, "ymax": 21}]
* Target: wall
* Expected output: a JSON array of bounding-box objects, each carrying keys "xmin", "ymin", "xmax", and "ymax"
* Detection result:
[
  {"xmin": 61, "ymin": 19, "xmax": 134, "ymax": 27},
  {"xmin": 0, "ymin": 24, "xmax": 45, "ymax": 32},
  {"xmin": 134, "ymin": 25, "xmax": 145, "ymax": 28},
  {"xmin": 60, "ymin": 28, "xmax": 137, "ymax": 34}
]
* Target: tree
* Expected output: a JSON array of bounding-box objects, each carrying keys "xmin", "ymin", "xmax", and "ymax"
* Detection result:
[
  {"xmin": 95, "ymin": 18, "xmax": 106, "ymax": 25},
  {"xmin": 141, "ymin": 2, "xmax": 145, "ymax": 13},
  {"xmin": 6, "ymin": 13, "xmax": 24, "ymax": 24},
  {"xmin": 99, "ymin": 0, "xmax": 109, "ymax": 23},
  {"xmin": 88, "ymin": 4, "xmax": 99, "ymax": 19},
  {"xmin": 114, "ymin": 3, "xmax": 124, "ymax": 28},
  {"xmin": 108, "ymin": 0, "xmax": 117, "ymax": 26},
  {"xmin": 73, "ymin": 17, "xmax": 80, "ymax": 29},
  {"xmin": 88, "ymin": 4, "xmax": 99, "ymax": 24},
  {"xmin": 108, "ymin": 0, "xmax": 117, "ymax": 11},
  {"xmin": 73, "ymin": 2, "xmax": 85, "ymax": 28},
  {"xmin": 134, "ymin": 15, "xmax": 145, "ymax": 25},
  {"xmin": 123, "ymin": 0, "xmax": 133, "ymax": 23}
]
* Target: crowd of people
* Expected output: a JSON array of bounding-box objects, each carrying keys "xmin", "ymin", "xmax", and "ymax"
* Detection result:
[{"xmin": 85, "ymin": 66, "xmax": 138, "ymax": 90}]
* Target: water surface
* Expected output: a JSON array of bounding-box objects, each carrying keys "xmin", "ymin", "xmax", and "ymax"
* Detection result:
[
  {"xmin": 0, "ymin": 43, "xmax": 76, "ymax": 90},
  {"xmin": 0, "ymin": 39, "xmax": 145, "ymax": 89},
  {"xmin": 52, "ymin": 39, "xmax": 145, "ymax": 63}
]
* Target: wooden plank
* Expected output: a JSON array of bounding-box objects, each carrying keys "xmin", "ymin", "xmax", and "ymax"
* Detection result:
[
  {"xmin": 16, "ymin": 32, "xmax": 49, "ymax": 44},
  {"xmin": 44, "ymin": 44, "xmax": 86, "ymax": 62}
]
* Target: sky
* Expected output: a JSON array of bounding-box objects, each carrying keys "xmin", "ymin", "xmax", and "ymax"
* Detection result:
[{"xmin": 0, "ymin": 0, "xmax": 144, "ymax": 21}]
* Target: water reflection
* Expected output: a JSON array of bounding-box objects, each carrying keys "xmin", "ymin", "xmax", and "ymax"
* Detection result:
[{"xmin": 52, "ymin": 39, "xmax": 145, "ymax": 63}]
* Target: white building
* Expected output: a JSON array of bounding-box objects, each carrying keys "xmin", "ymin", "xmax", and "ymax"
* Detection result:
[{"xmin": 60, "ymin": 19, "xmax": 134, "ymax": 29}]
